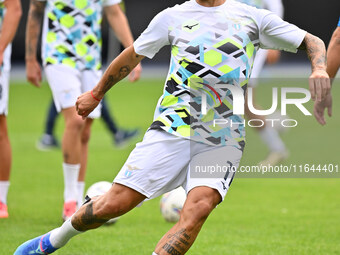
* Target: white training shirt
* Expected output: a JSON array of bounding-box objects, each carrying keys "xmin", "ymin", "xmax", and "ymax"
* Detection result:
[{"xmin": 134, "ymin": 0, "xmax": 306, "ymax": 148}]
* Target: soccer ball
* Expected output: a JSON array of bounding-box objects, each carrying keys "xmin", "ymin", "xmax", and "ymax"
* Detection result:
[
  {"xmin": 86, "ymin": 181, "xmax": 120, "ymax": 224},
  {"xmin": 160, "ymin": 187, "xmax": 187, "ymax": 223}
]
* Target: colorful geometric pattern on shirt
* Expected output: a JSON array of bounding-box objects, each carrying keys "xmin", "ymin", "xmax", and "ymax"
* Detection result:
[
  {"xmin": 151, "ymin": 16, "xmax": 260, "ymax": 149},
  {"xmin": 43, "ymin": 0, "xmax": 105, "ymax": 70}
]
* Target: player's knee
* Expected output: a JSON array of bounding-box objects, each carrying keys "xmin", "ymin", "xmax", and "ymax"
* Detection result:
[
  {"xmin": 65, "ymin": 117, "xmax": 84, "ymax": 132},
  {"xmin": 180, "ymin": 200, "xmax": 214, "ymax": 231}
]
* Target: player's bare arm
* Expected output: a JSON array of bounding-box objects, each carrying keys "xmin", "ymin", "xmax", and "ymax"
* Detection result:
[
  {"xmin": 76, "ymin": 46, "xmax": 144, "ymax": 118},
  {"xmin": 0, "ymin": 0, "xmax": 21, "ymax": 67},
  {"xmin": 298, "ymin": 33, "xmax": 331, "ymax": 102},
  {"xmin": 104, "ymin": 4, "xmax": 142, "ymax": 82},
  {"xmin": 326, "ymin": 27, "xmax": 340, "ymax": 80},
  {"xmin": 25, "ymin": 0, "xmax": 46, "ymax": 87},
  {"xmin": 313, "ymin": 27, "xmax": 340, "ymax": 125}
]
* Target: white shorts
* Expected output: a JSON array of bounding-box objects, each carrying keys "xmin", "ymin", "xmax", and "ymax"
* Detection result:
[
  {"xmin": 45, "ymin": 64, "xmax": 102, "ymax": 119},
  {"xmin": 0, "ymin": 45, "xmax": 12, "ymax": 116},
  {"xmin": 114, "ymin": 130, "xmax": 243, "ymax": 201}
]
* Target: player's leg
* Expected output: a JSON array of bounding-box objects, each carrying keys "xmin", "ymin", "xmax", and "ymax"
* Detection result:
[
  {"xmin": 14, "ymin": 183, "xmax": 146, "ymax": 255},
  {"xmin": 0, "ymin": 69, "xmax": 11, "ymax": 218},
  {"xmin": 0, "ymin": 115, "xmax": 11, "ymax": 218},
  {"xmin": 36, "ymin": 100, "xmax": 59, "ymax": 151},
  {"xmin": 75, "ymin": 70, "xmax": 103, "ymax": 207},
  {"xmin": 15, "ymin": 130, "xmax": 192, "ymax": 254},
  {"xmin": 154, "ymin": 143, "xmax": 241, "ymax": 255},
  {"xmin": 45, "ymin": 65, "xmax": 85, "ymax": 220},
  {"xmin": 77, "ymin": 117, "xmax": 94, "ymax": 206},
  {"xmin": 61, "ymin": 106, "xmax": 85, "ymax": 219},
  {"xmin": 154, "ymin": 186, "xmax": 221, "ymax": 255}
]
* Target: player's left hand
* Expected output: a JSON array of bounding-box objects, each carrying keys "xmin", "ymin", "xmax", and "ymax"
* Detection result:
[
  {"xmin": 76, "ymin": 90, "xmax": 101, "ymax": 119},
  {"xmin": 314, "ymin": 93, "xmax": 332, "ymax": 125},
  {"xmin": 309, "ymin": 69, "xmax": 331, "ymax": 102},
  {"xmin": 128, "ymin": 63, "xmax": 142, "ymax": 82}
]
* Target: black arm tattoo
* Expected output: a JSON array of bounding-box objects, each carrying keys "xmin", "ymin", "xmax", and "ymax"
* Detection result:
[
  {"xmin": 102, "ymin": 65, "xmax": 131, "ymax": 94},
  {"xmin": 298, "ymin": 33, "xmax": 327, "ymax": 72},
  {"xmin": 26, "ymin": 0, "xmax": 46, "ymax": 60},
  {"xmin": 71, "ymin": 201, "xmax": 107, "ymax": 232}
]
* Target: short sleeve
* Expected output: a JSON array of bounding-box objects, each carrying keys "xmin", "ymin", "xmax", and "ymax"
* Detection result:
[
  {"xmin": 256, "ymin": 9, "xmax": 307, "ymax": 53},
  {"xmin": 133, "ymin": 9, "xmax": 170, "ymax": 59},
  {"xmin": 103, "ymin": 0, "xmax": 121, "ymax": 7}
]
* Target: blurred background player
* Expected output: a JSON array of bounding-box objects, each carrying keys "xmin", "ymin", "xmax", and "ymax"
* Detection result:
[
  {"xmin": 36, "ymin": 97, "xmax": 140, "ymax": 150},
  {"xmin": 237, "ymin": 0, "xmax": 288, "ymax": 166},
  {"xmin": 0, "ymin": 0, "xmax": 22, "ymax": 219},
  {"xmin": 25, "ymin": 0, "xmax": 141, "ymax": 221},
  {"xmin": 36, "ymin": 0, "xmax": 139, "ymax": 151},
  {"xmin": 314, "ymin": 16, "xmax": 340, "ymax": 125}
]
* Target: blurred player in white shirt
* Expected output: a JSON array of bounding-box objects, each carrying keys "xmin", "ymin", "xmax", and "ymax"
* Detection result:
[
  {"xmin": 25, "ymin": 0, "xmax": 141, "ymax": 222},
  {"xmin": 0, "ymin": 0, "xmax": 21, "ymax": 219},
  {"xmin": 238, "ymin": 0, "xmax": 288, "ymax": 166}
]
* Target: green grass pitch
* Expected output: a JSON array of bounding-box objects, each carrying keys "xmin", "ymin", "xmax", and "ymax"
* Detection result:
[{"xmin": 1, "ymin": 77, "xmax": 339, "ymax": 254}]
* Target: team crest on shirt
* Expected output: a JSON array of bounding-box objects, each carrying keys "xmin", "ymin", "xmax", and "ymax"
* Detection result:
[
  {"xmin": 124, "ymin": 164, "xmax": 141, "ymax": 178},
  {"xmin": 182, "ymin": 19, "xmax": 200, "ymax": 33}
]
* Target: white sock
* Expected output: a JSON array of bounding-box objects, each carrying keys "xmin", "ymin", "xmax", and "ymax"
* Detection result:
[
  {"xmin": 63, "ymin": 163, "xmax": 80, "ymax": 202},
  {"xmin": 152, "ymin": 253, "xmax": 159, "ymax": 255},
  {"xmin": 50, "ymin": 218, "xmax": 82, "ymax": 248},
  {"xmin": 77, "ymin": 182, "xmax": 85, "ymax": 207},
  {"xmin": 259, "ymin": 127, "xmax": 286, "ymax": 153},
  {"xmin": 0, "ymin": 181, "xmax": 10, "ymax": 204}
]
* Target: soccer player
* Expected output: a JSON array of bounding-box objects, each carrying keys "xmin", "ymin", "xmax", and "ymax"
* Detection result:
[
  {"xmin": 25, "ymin": 0, "xmax": 142, "ymax": 220},
  {"xmin": 15, "ymin": 0, "xmax": 330, "ymax": 254},
  {"xmin": 0, "ymin": 0, "xmax": 22, "ymax": 219},
  {"xmin": 237, "ymin": 0, "xmax": 288, "ymax": 166},
  {"xmin": 314, "ymin": 16, "xmax": 340, "ymax": 125}
]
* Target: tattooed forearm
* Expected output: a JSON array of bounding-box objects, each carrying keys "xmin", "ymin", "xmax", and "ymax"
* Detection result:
[
  {"xmin": 162, "ymin": 229, "xmax": 191, "ymax": 255},
  {"xmin": 101, "ymin": 65, "xmax": 131, "ymax": 94},
  {"xmin": 298, "ymin": 33, "xmax": 327, "ymax": 72},
  {"xmin": 93, "ymin": 47, "xmax": 143, "ymax": 98},
  {"xmin": 26, "ymin": 0, "xmax": 45, "ymax": 60},
  {"xmin": 71, "ymin": 202, "xmax": 107, "ymax": 231}
]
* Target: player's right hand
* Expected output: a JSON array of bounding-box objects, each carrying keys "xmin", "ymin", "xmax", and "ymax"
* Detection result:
[
  {"xmin": 314, "ymin": 93, "xmax": 332, "ymax": 125},
  {"xmin": 76, "ymin": 90, "xmax": 101, "ymax": 119},
  {"xmin": 26, "ymin": 59, "xmax": 42, "ymax": 87},
  {"xmin": 309, "ymin": 69, "xmax": 331, "ymax": 102}
]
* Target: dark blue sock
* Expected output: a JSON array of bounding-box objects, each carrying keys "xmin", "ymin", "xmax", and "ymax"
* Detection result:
[{"xmin": 45, "ymin": 100, "xmax": 59, "ymax": 136}]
